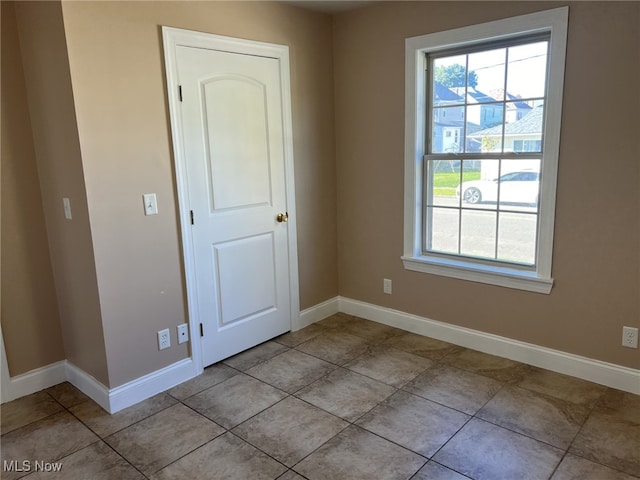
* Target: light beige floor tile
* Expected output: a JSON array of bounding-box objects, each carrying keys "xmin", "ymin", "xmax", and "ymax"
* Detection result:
[
  {"xmin": 233, "ymin": 396, "xmax": 348, "ymax": 466},
  {"xmin": 404, "ymin": 364, "xmax": 502, "ymax": 415},
  {"xmin": 412, "ymin": 461, "xmax": 471, "ymax": 480},
  {"xmin": 246, "ymin": 349, "xmax": 335, "ymax": 393},
  {"xmin": 338, "ymin": 317, "xmax": 404, "ymax": 344},
  {"xmin": 70, "ymin": 393, "xmax": 177, "ymax": 437},
  {"xmin": 184, "ymin": 373, "xmax": 287, "ymax": 429},
  {"xmin": 167, "ymin": 363, "xmax": 237, "ymax": 400},
  {"xmin": 295, "ymin": 330, "xmax": 370, "ymax": 365},
  {"xmin": 441, "ymin": 349, "xmax": 531, "ymax": 383},
  {"xmin": 223, "ymin": 341, "xmax": 289, "ymax": 371},
  {"xmin": 356, "ymin": 391, "xmax": 469, "ymax": 457},
  {"xmin": 45, "ymin": 382, "xmax": 90, "ymax": 409},
  {"xmin": 595, "ymin": 389, "xmax": 640, "ymax": 423},
  {"xmin": 0, "ymin": 391, "xmax": 63, "ymax": 435},
  {"xmin": 277, "ymin": 471, "xmax": 307, "ymax": 480},
  {"xmin": 296, "ymin": 368, "xmax": 395, "ymax": 422},
  {"xmin": 477, "ymin": 386, "xmax": 590, "ymax": 449},
  {"xmin": 551, "ymin": 453, "xmax": 639, "ymax": 480},
  {"xmin": 345, "ymin": 345, "xmax": 433, "ymax": 387},
  {"xmin": 105, "ymin": 403, "xmax": 223, "ymax": 476},
  {"xmin": 274, "ymin": 324, "xmax": 326, "ymax": 347},
  {"xmin": 151, "ymin": 432, "xmax": 287, "ymax": 480},
  {"xmin": 569, "ymin": 410, "xmax": 640, "ymax": 477},
  {"xmin": 516, "ymin": 368, "xmax": 607, "ymax": 408},
  {"xmin": 25, "ymin": 441, "xmax": 144, "ymax": 480},
  {"xmin": 293, "ymin": 425, "xmax": 426, "ymax": 480},
  {"xmin": 1, "ymin": 411, "xmax": 99, "ymax": 480},
  {"xmin": 434, "ymin": 418, "xmax": 563, "ymax": 480},
  {"xmin": 316, "ymin": 313, "xmax": 354, "ymax": 330},
  {"xmin": 382, "ymin": 332, "xmax": 463, "ymax": 361}
]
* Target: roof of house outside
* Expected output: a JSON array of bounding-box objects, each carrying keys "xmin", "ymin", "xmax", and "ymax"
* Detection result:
[
  {"xmin": 469, "ymin": 105, "xmax": 543, "ymax": 137},
  {"xmin": 434, "ymin": 81, "xmax": 464, "ymax": 104}
]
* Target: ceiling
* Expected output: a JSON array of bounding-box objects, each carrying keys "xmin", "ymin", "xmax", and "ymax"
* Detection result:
[{"xmin": 283, "ymin": 1, "xmax": 374, "ymax": 14}]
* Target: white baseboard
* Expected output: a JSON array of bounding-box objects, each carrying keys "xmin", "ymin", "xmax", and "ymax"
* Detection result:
[
  {"xmin": 4, "ymin": 295, "xmax": 636, "ymax": 410},
  {"xmin": 338, "ymin": 296, "xmax": 640, "ymax": 395},
  {"xmin": 106, "ymin": 358, "xmax": 195, "ymax": 413},
  {"xmin": 66, "ymin": 362, "xmax": 111, "ymax": 412},
  {"xmin": 1, "ymin": 360, "xmax": 67, "ymax": 403},
  {"xmin": 2, "ymin": 358, "xmax": 197, "ymax": 414},
  {"xmin": 297, "ymin": 296, "xmax": 339, "ymax": 330}
]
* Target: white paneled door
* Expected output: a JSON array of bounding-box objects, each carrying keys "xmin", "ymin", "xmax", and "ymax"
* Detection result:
[{"xmin": 167, "ymin": 31, "xmax": 297, "ymax": 368}]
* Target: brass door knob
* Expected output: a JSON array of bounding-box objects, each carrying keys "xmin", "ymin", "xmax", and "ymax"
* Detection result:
[{"xmin": 276, "ymin": 212, "xmax": 289, "ymax": 223}]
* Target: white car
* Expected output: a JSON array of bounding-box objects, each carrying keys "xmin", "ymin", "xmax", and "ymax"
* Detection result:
[{"xmin": 456, "ymin": 170, "xmax": 539, "ymax": 205}]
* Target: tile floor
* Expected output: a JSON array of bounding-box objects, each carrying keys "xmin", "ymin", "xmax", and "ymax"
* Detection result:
[{"xmin": 1, "ymin": 313, "xmax": 639, "ymax": 480}]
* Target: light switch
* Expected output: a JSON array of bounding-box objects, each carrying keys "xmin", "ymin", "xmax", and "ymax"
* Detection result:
[
  {"xmin": 63, "ymin": 197, "xmax": 72, "ymax": 220},
  {"xmin": 143, "ymin": 193, "xmax": 158, "ymax": 216}
]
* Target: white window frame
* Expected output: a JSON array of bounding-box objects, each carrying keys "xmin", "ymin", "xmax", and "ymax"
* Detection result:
[{"xmin": 403, "ymin": 7, "xmax": 568, "ymax": 294}]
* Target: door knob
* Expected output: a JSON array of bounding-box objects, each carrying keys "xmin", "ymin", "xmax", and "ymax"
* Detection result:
[{"xmin": 276, "ymin": 212, "xmax": 289, "ymax": 223}]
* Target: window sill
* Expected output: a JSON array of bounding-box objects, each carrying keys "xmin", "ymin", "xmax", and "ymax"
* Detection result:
[{"xmin": 401, "ymin": 255, "xmax": 553, "ymax": 294}]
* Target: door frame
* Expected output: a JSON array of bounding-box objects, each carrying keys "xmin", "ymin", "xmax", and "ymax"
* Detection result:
[{"xmin": 162, "ymin": 27, "xmax": 300, "ymax": 373}]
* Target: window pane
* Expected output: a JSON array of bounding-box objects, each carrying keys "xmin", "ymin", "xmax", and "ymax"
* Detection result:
[
  {"xmin": 503, "ymin": 102, "xmax": 544, "ymax": 153},
  {"xmin": 431, "ymin": 107, "xmax": 465, "ymax": 153},
  {"xmin": 467, "ymin": 47, "xmax": 506, "ymax": 101},
  {"xmin": 466, "ymin": 105, "xmax": 502, "ymax": 153},
  {"xmin": 460, "ymin": 210, "xmax": 496, "ymax": 259},
  {"xmin": 497, "ymin": 212, "xmax": 537, "ymax": 264},
  {"xmin": 432, "ymin": 55, "xmax": 466, "ymax": 106},
  {"xmin": 498, "ymin": 159, "xmax": 540, "ymax": 210},
  {"xmin": 458, "ymin": 159, "xmax": 500, "ymax": 208},
  {"xmin": 507, "ymin": 41, "xmax": 548, "ymax": 100},
  {"xmin": 428, "ymin": 206, "xmax": 459, "ymax": 254},
  {"xmin": 430, "ymin": 160, "xmax": 462, "ymax": 207}
]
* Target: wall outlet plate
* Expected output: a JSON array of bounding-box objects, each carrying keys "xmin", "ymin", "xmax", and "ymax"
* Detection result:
[
  {"xmin": 177, "ymin": 323, "xmax": 189, "ymax": 344},
  {"xmin": 158, "ymin": 328, "xmax": 170, "ymax": 350},
  {"xmin": 622, "ymin": 326, "xmax": 638, "ymax": 349},
  {"xmin": 383, "ymin": 278, "xmax": 392, "ymax": 295}
]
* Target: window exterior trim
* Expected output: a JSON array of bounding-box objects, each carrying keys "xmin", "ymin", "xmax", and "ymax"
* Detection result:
[{"xmin": 403, "ymin": 7, "xmax": 568, "ymax": 294}]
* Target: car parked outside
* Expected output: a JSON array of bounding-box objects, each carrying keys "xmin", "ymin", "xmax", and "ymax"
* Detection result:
[{"xmin": 456, "ymin": 170, "xmax": 539, "ymax": 205}]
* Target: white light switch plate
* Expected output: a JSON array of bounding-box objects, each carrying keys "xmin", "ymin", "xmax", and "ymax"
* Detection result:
[
  {"xmin": 143, "ymin": 193, "xmax": 158, "ymax": 215},
  {"xmin": 63, "ymin": 197, "xmax": 72, "ymax": 220}
]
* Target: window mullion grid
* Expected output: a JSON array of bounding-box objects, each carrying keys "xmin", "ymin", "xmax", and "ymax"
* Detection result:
[{"xmin": 492, "ymin": 46, "xmax": 512, "ymax": 261}]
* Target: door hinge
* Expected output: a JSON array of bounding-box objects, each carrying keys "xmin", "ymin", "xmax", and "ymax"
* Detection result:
[
  {"xmin": 199, "ymin": 323, "xmax": 204, "ymax": 337},
  {"xmin": 178, "ymin": 85, "xmax": 183, "ymax": 102},
  {"xmin": 190, "ymin": 210, "xmax": 194, "ymax": 225}
]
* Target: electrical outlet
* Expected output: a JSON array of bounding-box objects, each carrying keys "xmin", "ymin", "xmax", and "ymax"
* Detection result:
[
  {"xmin": 383, "ymin": 278, "xmax": 392, "ymax": 295},
  {"xmin": 158, "ymin": 329, "xmax": 170, "ymax": 350},
  {"xmin": 622, "ymin": 326, "xmax": 638, "ymax": 349},
  {"xmin": 177, "ymin": 323, "xmax": 189, "ymax": 344}
]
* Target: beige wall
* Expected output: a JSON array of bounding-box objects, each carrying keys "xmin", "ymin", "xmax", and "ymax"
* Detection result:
[
  {"xmin": 13, "ymin": 1, "xmax": 109, "ymax": 384},
  {"xmin": 333, "ymin": 2, "xmax": 639, "ymax": 369},
  {"xmin": 1, "ymin": 2, "xmax": 65, "ymax": 376},
  {"xmin": 59, "ymin": 1, "xmax": 338, "ymax": 386}
]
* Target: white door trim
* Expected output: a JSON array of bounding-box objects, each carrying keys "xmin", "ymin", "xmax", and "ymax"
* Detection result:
[{"xmin": 162, "ymin": 27, "xmax": 300, "ymax": 375}]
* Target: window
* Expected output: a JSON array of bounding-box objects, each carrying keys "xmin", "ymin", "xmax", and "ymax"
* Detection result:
[{"xmin": 403, "ymin": 8, "xmax": 568, "ymax": 294}]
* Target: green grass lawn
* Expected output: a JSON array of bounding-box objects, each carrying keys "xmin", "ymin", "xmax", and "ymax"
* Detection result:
[{"xmin": 433, "ymin": 170, "xmax": 481, "ymax": 196}]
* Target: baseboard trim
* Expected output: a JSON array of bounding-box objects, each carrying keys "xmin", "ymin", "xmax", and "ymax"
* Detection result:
[
  {"xmin": 338, "ymin": 296, "xmax": 640, "ymax": 395},
  {"xmin": 1, "ymin": 360, "xmax": 67, "ymax": 403},
  {"xmin": 106, "ymin": 358, "xmax": 195, "ymax": 413},
  {"xmin": 2, "ymin": 357, "xmax": 197, "ymax": 414},
  {"xmin": 4, "ymin": 295, "xmax": 636, "ymax": 409},
  {"xmin": 65, "ymin": 362, "xmax": 111, "ymax": 412},
  {"xmin": 297, "ymin": 296, "xmax": 339, "ymax": 330}
]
